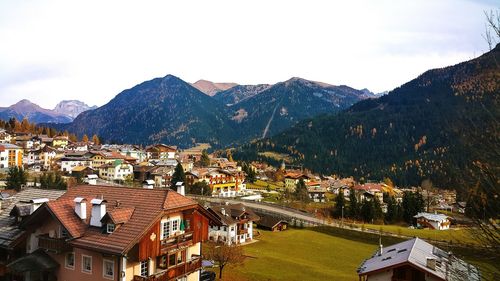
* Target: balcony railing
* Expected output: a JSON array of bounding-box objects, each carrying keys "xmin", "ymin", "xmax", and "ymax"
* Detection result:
[
  {"xmin": 237, "ymin": 228, "xmax": 248, "ymax": 235},
  {"xmin": 38, "ymin": 234, "xmax": 71, "ymax": 253},
  {"xmin": 160, "ymin": 231, "xmax": 193, "ymax": 253},
  {"xmin": 133, "ymin": 256, "xmax": 202, "ymax": 281}
]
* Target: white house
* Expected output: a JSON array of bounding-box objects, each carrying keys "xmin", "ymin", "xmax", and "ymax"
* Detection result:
[
  {"xmin": 60, "ymin": 157, "xmax": 92, "ymax": 173},
  {"xmin": 98, "ymin": 160, "xmax": 133, "ymax": 181},
  {"xmin": 357, "ymin": 238, "xmax": 480, "ymax": 281},
  {"xmin": 414, "ymin": 212, "xmax": 452, "ymax": 230},
  {"xmin": 207, "ymin": 203, "xmax": 259, "ymax": 245}
]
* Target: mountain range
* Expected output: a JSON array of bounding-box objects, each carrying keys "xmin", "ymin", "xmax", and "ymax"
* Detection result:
[
  {"xmin": 52, "ymin": 76, "xmax": 372, "ymax": 147},
  {"xmin": 0, "ymin": 100, "xmax": 96, "ymax": 124},
  {"xmin": 234, "ymin": 45, "xmax": 500, "ymax": 187}
]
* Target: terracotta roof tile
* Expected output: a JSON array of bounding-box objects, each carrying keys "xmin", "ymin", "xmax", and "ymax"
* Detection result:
[{"xmin": 40, "ymin": 185, "xmax": 198, "ymax": 255}]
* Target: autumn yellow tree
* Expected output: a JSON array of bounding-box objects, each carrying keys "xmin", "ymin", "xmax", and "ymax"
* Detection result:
[
  {"xmin": 92, "ymin": 134, "xmax": 100, "ymax": 145},
  {"xmin": 82, "ymin": 134, "xmax": 89, "ymax": 143}
]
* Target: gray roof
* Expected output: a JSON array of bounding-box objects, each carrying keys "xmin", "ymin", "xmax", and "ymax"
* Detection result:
[
  {"xmin": 0, "ymin": 188, "xmax": 65, "ymax": 248},
  {"xmin": 357, "ymin": 238, "xmax": 480, "ymax": 281},
  {"xmin": 414, "ymin": 212, "xmax": 451, "ymax": 222},
  {"xmin": 208, "ymin": 203, "xmax": 260, "ymax": 226}
]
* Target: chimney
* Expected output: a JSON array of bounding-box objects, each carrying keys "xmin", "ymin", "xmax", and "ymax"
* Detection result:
[
  {"xmin": 74, "ymin": 197, "xmax": 87, "ymax": 220},
  {"xmin": 426, "ymin": 257, "xmax": 436, "ymax": 270},
  {"xmin": 176, "ymin": 182, "xmax": 185, "ymax": 196},
  {"xmin": 90, "ymin": 198, "xmax": 106, "ymax": 227},
  {"xmin": 30, "ymin": 198, "xmax": 49, "ymax": 214}
]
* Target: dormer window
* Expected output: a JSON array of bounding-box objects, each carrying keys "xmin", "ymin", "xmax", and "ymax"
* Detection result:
[{"xmin": 107, "ymin": 224, "xmax": 115, "ymax": 233}]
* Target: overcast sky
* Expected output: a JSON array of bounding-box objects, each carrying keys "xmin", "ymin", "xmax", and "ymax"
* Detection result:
[{"xmin": 0, "ymin": 0, "xmax": 497, "ymax": 108}]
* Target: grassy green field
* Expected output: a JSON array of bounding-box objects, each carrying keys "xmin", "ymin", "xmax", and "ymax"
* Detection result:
[
  {"xmin": 246, "ymin": 179, "xmax": 284, "ymax": 191},
  {"xmin": 210, "ymin": 227, "xmax": 497, "ymax": 281},
  {"xmin": 215, "ymin": 228, "xmax": 382, "ymax": 281}
]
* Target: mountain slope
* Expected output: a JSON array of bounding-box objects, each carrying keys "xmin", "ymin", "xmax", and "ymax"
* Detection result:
[
  {"xmin": 213, "ymin": 84, "xmax": 271, "ymax": 105},
  {"xmin": 235, "ymin": 46, "xmax": 500, "ymax": 187},
  {"xmin": 0, "ymin": 99, "xmax": 73, "ymax": 123},
  {"xmin": 229, "ymin": 77, "xmax": 369, "ymax": 143},
  {"xmin": 191, "ymin": 79, "xmax": 238, "ymax": 96},
  {"xmin": 53, "ymin": 100, "xmax": 97, "ymax": 118},
  {"xmin": 61, "ymin": 75, "xmax": 236, "ymax": 147}
]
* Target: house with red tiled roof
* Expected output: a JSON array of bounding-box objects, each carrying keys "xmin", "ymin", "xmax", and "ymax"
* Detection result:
[{"xmin": 7, "ymin": 185, "xmax": 219, "ymax": 281}]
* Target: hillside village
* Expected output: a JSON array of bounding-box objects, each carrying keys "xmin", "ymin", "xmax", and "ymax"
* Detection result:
[{"xmin": 0, "ymin": 124, "xmax": 489, "ymax": 281}]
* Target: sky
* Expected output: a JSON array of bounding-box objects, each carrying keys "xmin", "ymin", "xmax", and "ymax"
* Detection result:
[{"xmin": 0, "ymin": 0, "xmax": 497, "ymax": 109}]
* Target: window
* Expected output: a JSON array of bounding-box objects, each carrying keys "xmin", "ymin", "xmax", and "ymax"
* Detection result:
[
  {"xmin": 107, "ymin": 224, "xmax": 115, "ymax": 234},
  {"xmin": 230, "ymin": 226, "xmax": 235, "ymax": 232},
  {"xmin": 185, "ymin": 219, "xmax": 190, "ymax": 230},
  {"xmin": 168, "ymin": 253, "xmax": 176, "ymax": 267},
  {"xmin": 103, "ymin": 259, "xmax": 114, "ymax": 279},
  {"xmin": 158, "ymin": 255, "xmax": 167, "ymax": 269},
  {"xmin": 172, "ymin": 219, "xmax": 179, "ymax": 232},
  {"xmin": 162, "ymin": 221, "xmax": 171, "ymax": 239},
  {"xmin": 82, "ymin": 255, "xmax": 92, "ymax": 273},
  {"xmin": 65, "ymin": 252, "xmax": 75, "ymax": 269},
  {"xmin": 140, "ymin": 260, "xmax": 148, "ymax": 277}
]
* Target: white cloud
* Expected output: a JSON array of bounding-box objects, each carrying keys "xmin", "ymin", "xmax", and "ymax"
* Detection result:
[{"xmin": 0, "ymin": 0, "xmax": 496, "ymax": 108}]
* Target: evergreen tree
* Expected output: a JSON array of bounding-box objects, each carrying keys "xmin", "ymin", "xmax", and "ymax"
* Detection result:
[
  {"xmin": 6, "ymin": 166, "xmax": 27, "ymax": 191},
  {"xmin": 361, "ymin": 199, "xmax": 375, "ymax": 223},
  {"xmin": 294, "ymin": 178, "xmax": 309, "ymax": 202},
  {"xmin": 348, "ymin": 188, "xmax": 359, "ymax": 219},
  {"xmin": 402, "ymin": 191, "xmax": 425, "ymax": 224},
  {"xmin": 373, "ymin": 198, "xmax": 383, "ymax": 221},
  {"xmin": 385, "ymin": 195, "xmax": 398, "ymax": 223},
  {"xmin": 200, "ymin": 149, "xmax": 210, "ymax": 167},
  {"xmin": 190, "ymin": 181, "xmax": 211, "ymax": 196},
  {"xmin": 333, "ymin": 191, "xmax": 346, "ymax": 218},
  {"xmin": 170, "ymin": 162, "xmax": 186, "ymax": 189}
]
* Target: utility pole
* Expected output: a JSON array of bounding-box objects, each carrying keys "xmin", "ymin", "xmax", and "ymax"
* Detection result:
[{"xmin": 341, "ymin": 206, "xmax": 344, "ymax": 227}]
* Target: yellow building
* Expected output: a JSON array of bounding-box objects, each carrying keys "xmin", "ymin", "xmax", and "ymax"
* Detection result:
[
  {"xmin": 0, "ymin": 144, "xmax": 23, "ymax": 169},
  {"xmin": 52, "ymin": 136, "xmax": 69, "ymax": 148}
]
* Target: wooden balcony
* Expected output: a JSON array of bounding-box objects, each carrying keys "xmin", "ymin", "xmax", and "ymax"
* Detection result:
[
  {"xmin": 160, "ymin": 231, "xmax": 193, "ymax": 253},
  {"xmin": 237, "ymin": 228, "xmax": 248, "ymax": 235},
  {"xmin": 38, "ymin": 234, "xmax": 71, "ymax": 253},
  {"xmin": 133, "ymin": 256, "xmax": 202, "ymax": 281}
]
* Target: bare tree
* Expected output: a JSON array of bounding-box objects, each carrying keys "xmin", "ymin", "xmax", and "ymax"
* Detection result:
[
  {"xmin": 204, "ymin": 242, "xmax": 245, "ymax": 279},
  {"xmin": 484, "ymin": 10, "xmax": 500, "ymax": 51}
]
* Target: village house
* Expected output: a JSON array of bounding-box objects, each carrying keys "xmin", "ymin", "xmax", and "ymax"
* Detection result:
[
  {"xmin": 0, "ymin": 143, "xmax": 23, "ymax": 170},
  {"xmin": 306, "ymin": 181, "xmax": 327, "ymax": 203},
  {"xmin": 186, "ymin": 168, "xmax": 246, "ymax": 197},
  {"xmin": 284, "ymin": 172, "xmax": 310, "ymax": 191},
  {"xmin": 98, "ymin": 160, "xmax": 134, "ymax": 182},
  {"xmin": 15, "ymin": 135, "xmax": 36, "ymax": 150},
  {"xmin": 52, "ymin": 136, "xmax": 69, "ymax": 149},
  {"xmin": 207, "ymin": 203, "xmax": 259, "ymax": 245},
  {"xmin": 146, "ymin": 144, "xmax": 177, "ymax": 160},
  {"xmin": 25, "ymin": 146, "xmax": 57, "ymax": 171},
  {"xmin": 0, "ymin": 129, "xmax": 12, "ymax": 144},
  {"xmin": 256, "ymin": 215, "xmax": 288, "ymax": 232},
  {"xmin": 414, "ymin": 212, "xmax": 452, "ymax": 230},
  {"xmin": 6, "ymin": 185, "xmax": 219, "ymax": 281},
  {"xmin": 60, "ymin": 157, "xmax": 93, "ymax": 174},
  {"xmin": 0, "ymin": 188, "xmax": 66, "ymax": 281},
  {"xmin": 91, "ymin": 151, "xmax": 130, "ymax": 168},
  {"xmin": 357, "ymin": 237, "xmax": 480, "ymax": 281}
]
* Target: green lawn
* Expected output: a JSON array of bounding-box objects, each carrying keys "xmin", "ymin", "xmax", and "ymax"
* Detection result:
[
  {"xmin": 220, "ymin": 228, "xmax": 379, "ymax": 281},
  {"xmin": 212, "ymin": 226, "xmax": 497, "ymax": 281},
  {"xmin": 246, "ymin": 179, "xmax": 284, "ymax": 191}
]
